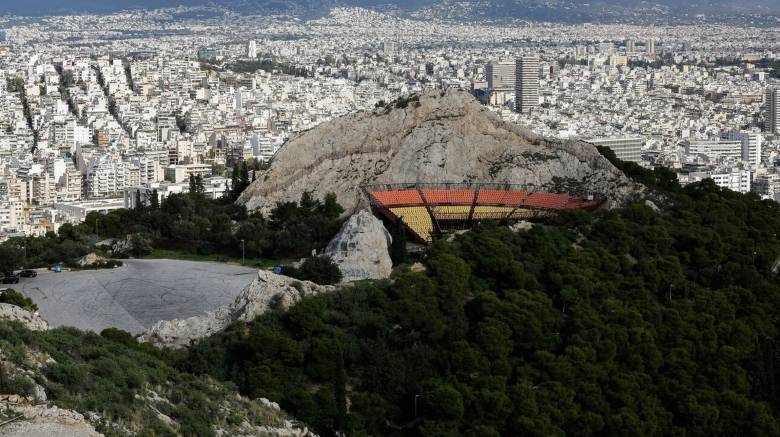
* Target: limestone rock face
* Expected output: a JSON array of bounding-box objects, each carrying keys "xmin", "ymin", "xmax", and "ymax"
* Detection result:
[
  {"xmin": 140, "ymin": 270, "xmax": 334, "ymax": 348},
  {"xmin": 324, "ymin": 209, "xmax": 393, "ymax": 282},
  {"xmin": 77, "ymin": 253, "xmax": 106, "ymax": 267},
  {"xmin": 0, "ymin": 303, "xmax": 48, "ymax": 331},
  {"xmin": 238, "ymin": 89, "xmax": 641, "ymax": 216}
]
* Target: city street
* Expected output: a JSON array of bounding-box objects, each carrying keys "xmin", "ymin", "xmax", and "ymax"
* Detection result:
[{"xmin": 16, "ymin": 259, "xmax": 256, "ymax": 334}]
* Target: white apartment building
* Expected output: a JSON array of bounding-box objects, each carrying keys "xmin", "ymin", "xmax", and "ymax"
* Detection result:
[
  {"xmin": 686, "ymin": 140, "xmax": 742, "ymax": 162},
  {"xmin": 584, "ymin": 136, "xmax": 644, "ymax": 163},
  {"xmin": 85, "ymin": 155, "xmax": 139, "ymax": 198},
  {"xmin": 685, "ymin": 169, "xmax": 752, "ymax": 193}
]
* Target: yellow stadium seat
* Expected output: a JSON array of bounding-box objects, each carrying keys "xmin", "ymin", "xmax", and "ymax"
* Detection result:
[{"xmin": 390, "ymin": 207, "xmax": 434, "ymax": 242}]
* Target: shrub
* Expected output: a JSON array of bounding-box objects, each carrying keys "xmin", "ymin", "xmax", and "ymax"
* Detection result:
[
  {"xmin": 0, "ymin": 289, "xmax": 38, "ymax": 312},
  {"xmin": 283, "ymin": 256, "xmax": 342, "ymax": 285}
]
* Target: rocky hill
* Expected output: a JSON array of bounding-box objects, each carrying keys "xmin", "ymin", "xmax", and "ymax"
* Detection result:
[
  {"xmin": 140, "ymin": 270, "xmax": 334, "ymax": 348},
  {"xmin": 238, "ymin": 89, "xmax": 641, "ymax": 216}
]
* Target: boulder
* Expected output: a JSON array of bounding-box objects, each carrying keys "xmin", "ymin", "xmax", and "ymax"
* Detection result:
[
  {"xmin": 0, "ymin": 303, "xmax": 48, "ymax": 331},
  {"xmin": 324, "ymin": 209, "xmax": 393, "ymax": 282},
  {"xmin": 140, "ymin": 270, "xmax": 334, "ymax": 348},
  {"xmin": 509, "ymin": 220, "xmax": 534, "ymax": 233},
  {"xmin": 111, "ymin": 235, "xmax": 133, "ymax": 257},
  {"xmin": 76, "ymin": 253, "xmax": 106, "ymax": 267},
  {"xmin": 644, "ymin": 199, "xmax": 661, "ymax": 212}
]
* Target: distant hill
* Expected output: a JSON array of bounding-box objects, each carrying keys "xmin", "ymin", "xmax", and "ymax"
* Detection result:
[{"xmin": 1, "ymin": 0, "xmax": 778, "ymax": 22}]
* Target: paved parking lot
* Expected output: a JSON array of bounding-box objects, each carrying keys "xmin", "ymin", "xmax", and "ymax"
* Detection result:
[{"xmin": 16, "ymin": 259, "xmax": 256, "ymax": 334}]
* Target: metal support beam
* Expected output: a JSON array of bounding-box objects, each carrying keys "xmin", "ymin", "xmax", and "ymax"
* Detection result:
[{"xmin": 417, "ymin": 188, "xmax": 442, "ymax": 240}]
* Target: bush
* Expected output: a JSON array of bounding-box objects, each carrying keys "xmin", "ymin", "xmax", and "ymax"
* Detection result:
[
  {"xmin": 130, "ymin": 234, "xmax": 153, "ymax": 258},
  {"xmin": 0, "ymin": 289, "xmax": 37, "ymax": 311},
  {"xmin": 0, "ymin": 366, "xmax": 35, "ymax": 397},
  {"xmin": 283, "ymin": 256, "xmax": 343, "ymax": 285}
]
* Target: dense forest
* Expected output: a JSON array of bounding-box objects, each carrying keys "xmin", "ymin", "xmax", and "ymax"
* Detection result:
[
  {"xmin": 0, "ymin": 183, "xmax": 344, "ymax": 273},
  {"xmin": 177, "ymin": 152, "xmax": 780, "ymax": 436}
]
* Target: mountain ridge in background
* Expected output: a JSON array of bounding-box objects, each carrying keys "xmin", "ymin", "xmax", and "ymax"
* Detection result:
[{"xmin": 1, "ymin": 0, "xmax": 778, "ymax": 22}]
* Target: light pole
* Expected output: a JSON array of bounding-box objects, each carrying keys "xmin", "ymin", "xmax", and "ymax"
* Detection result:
[
  {"xmin": 240, "ymin": 239, "xmax": 245, "ymax": 265},
  {"xmin": 414, "ymin": 394, "xmax": 422, "ymax": 418}
]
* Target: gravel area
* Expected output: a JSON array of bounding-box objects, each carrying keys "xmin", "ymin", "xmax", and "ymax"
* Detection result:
[
  {"xmin": 15, "ymin": 259, "xmax": 256, "ymax": 335},
  {"xmin": 0, "ymin": 421, "xmax": 100, "ymax": 437}
]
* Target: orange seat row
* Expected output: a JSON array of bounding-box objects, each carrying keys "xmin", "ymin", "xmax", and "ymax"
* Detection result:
[
  {"xmin": 372, "ymin": 189, "xmax": 601, "ymax": 210},
  {"xmin": 371, "ymin": 190, "xmax": 423, "ymax": 206}
]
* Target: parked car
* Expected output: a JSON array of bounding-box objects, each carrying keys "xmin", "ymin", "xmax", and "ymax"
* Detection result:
[
  {"xmin": 2, "ymin": 273, "xmax": 19, "ymax": 284},
  {"xmin": 19, "ymin": 269, "xmax": 37, "ymax": 278}
]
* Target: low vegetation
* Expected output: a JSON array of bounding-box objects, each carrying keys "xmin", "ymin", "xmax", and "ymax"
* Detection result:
[
  {"xmin": 282, "ymin": 255, "xmax": 343, "ymax": 285},
  {"xmin": 0, "ymin": 289, "xmax": 38, "ymax": 312},
  {"xmin": 0, "ymin": 322, "xmax": 288, "ymax": 436}
]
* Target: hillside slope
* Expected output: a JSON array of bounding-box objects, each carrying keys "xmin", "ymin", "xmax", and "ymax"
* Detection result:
[
  {"xmin": 191, "ymin": 169, "xmax": 780, "ymax": 436},
  {"xmin": 238, "ymin": 90, "xmax": 640, "ymax": 215}
]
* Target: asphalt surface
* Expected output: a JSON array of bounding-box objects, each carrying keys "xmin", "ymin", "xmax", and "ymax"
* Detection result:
[{"xmin": 15, "ymin": 259, "xmax": 256, "ymax": 335}]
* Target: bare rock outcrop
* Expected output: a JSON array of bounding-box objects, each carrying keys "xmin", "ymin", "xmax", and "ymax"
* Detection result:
[
  {"xmin": 238, "ymin": 89, "xmax": 640, "ymax": 216},
  {"xmin": 0, "ymin": 303, "xmax": 48, "ymax": 331},
  {"xmin": 140, "ymin": 270, "xmax": 334, "ymax": 348},
  {"xmin": 324, "ymin": 209, "xmax": 393, "ymax": 282},
  {"xmin": 77, "ymin": 253, "xmax": 107, "ymax": 267},
  {"xmin": 0, "ymin": 402, "xmax": 101, "ymax": 437}
]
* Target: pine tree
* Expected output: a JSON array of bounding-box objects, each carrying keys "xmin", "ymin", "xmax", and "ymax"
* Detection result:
[
  {"xmin": 390, "ymin": 218, "xmax": 408, "ymax": 264},
  {"xmin": 150, "ymin": 189, "xmax": 159, "ymax": 209},
  {"xmin": 231, "ymin": 162, "xmax": 241, "ymax": 199},
  {"xmin": 335, "ymin": 348, "xmax": 347, "ymax": 433},
  {"xmin": 240, "ymin": 161, "xmax": 250, "ymax": 191},
  {"xmin": 134, "ymin": 191, "xmax": 143, "ymax": 212}
]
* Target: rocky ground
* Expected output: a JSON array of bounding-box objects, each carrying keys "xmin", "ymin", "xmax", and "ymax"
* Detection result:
[
  {"xmin": 0, "ymin": 304, "xmax": 48, "ymax": 331},
  {"xmin": 0, "ymin": 403, "xmax": 101, "ymax": 437},
  {"xmin": 140, "ymin": 270, "xmax": 335, "ymax": 348},
  {"xmin": 238, "ymin": 89, "xmax": 641, "ymax": 216}
]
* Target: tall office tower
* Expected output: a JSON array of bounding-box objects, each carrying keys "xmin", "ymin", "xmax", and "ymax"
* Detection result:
[
  {"xmin": 485, "ymin": 60, "xmax": 515, "ymax": 92},
  {"xmin": 515, "ymin": 56, "xmax": 540, "ymax": 114},
  {"xmin": 247, "ymin": 40, "xmax": 257, "ymax": 58},
  {"xmin": 647, "ymin": 39, "xmax": 656, "ymax": 55},
  {"xmin": 381, "ymin": 41, "xmax": 395, "ymax": 57},
  {"xmin": 767, "ymin": 88, "xmax": 780, "ymax": 134},
  {"xmin": 626, "ymin": 39, "xmax": 635, "ymax": 53}
]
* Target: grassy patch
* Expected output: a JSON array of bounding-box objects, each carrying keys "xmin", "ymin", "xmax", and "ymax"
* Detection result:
[{"xmin": 144, "ymin": 249, "xmax": 290, "ymax": 268}]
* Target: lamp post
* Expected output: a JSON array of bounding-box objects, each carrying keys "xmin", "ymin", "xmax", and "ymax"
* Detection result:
[{"xmin": 240, "ymin": 239, "xmax": 245, "ymax": 265}]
